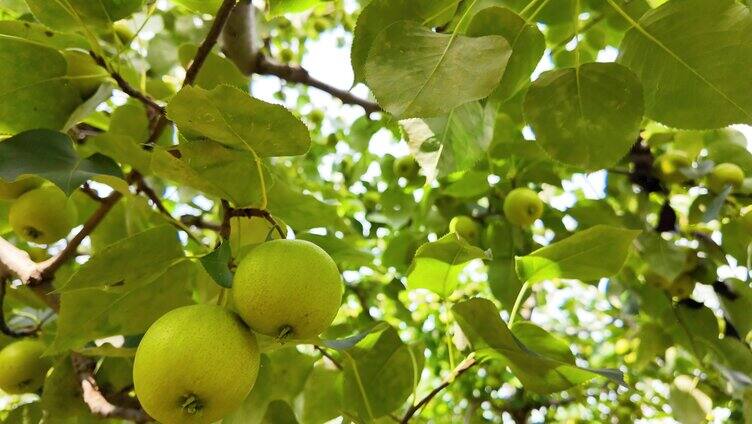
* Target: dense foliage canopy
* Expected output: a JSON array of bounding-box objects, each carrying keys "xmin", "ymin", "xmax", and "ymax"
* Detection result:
[{"xmin": 1, "ymin": 0, "xmax": 752, "ymax": 423}]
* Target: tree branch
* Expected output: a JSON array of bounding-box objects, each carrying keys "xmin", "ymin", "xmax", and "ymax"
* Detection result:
[
  {"xmin": 72, "ymin": 353, "xmax": 151, "ymax": 423},
  {"xmin": 146, "ymin": 0, "xmax": 239, "ymax": 147},
  {"xmin": 400, "ymin": 355, "xmax": 477, "ymax": 423},
  {"xmin": 89, "ymin": 51, "xmax": 165, "ymax": 115},
  {"xmin": 256, "ymin": 55, "xmax": 382, "ymax": 115},
  {"xmin": 314, "ymin": 345, "xmax": 343, "ymax": 370},
  {"xmin": 180, "ymin": 214, "xmax": 222, "ymax": 231}
]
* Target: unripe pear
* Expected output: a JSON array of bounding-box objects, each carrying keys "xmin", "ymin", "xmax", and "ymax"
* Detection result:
[
  {"xmin": 449, "ymin": 215, "xmax": 481, "ymax": 245},
  {"xmin": 706, "ymin": 162, "xmax": 744, "ymax": 193},
  {"xmin": 503, "ymin": 188, "xmax": 544, "ymax": 227},
  {"xmin": 0, "ymin": 176, "xmax": 42, "ymax": 200},
  {"xmin": 654, "ymin": 151, "xmax": 691, "ymax": 184},
  {"xmin": 232, "ymin": 239, "xmax": 343, "ymax": 339},
  {"xmin": 229, "ymin": 216, "xmax": 287, "ymax": 255},
  {"xmin": 9, "ymin": 186, "xmax": 78, "ymax": 244},
  {"xmin": 393, "ymin": 156, "xmax": 419, "ymax": 181},
  {"xmin": 668, "ymin": 274, "xmax": 695, "ymax": 300},
  {"xmin": 0, "ymin": 339, "xmax": 51, "ymax": 394},
  {"xmin": 133, "ymin": 304, "xmax": 260, "ymax": 424}
]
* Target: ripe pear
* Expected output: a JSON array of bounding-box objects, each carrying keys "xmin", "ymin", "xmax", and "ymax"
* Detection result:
[
  {"xmin": 0, "ymin": 339, "xmax": 51, "ymax": 394},
  {"xmin": 233, "ymin": 239, "xmax": 343, "ymax": 339},
  {"xmin": 668, "ymin": 274, "xmax": 696, "ymax": 300},
  {"xmin": 654, "ymin": 151, "xmax": 691, "ymax": 184},
  {"xmin": 393, "ymin": 156, "xmax": 419, "ymax": 181},
  {"xmin": 706, "ymin": 162, "xmax": 744, "ymax": 193},
  {"xmin": 133, "ymin": 304, "xmax": 260, "ymax": 424},
  {"xmin": 9, "ymin": 186, "xmax": 78, "ymax": 244},
  {"xmin": 449, "ymin": 215, "xmax": 481, "ymax": 245},
  {"xmin": 229, "ymin": 216, "xmax": 287, "ymax": 255},
  {"xmin": 0, "ymin": 176, "xmax": 42, "ymax": 200},
  {"xmin": 503, "ymin": 188, "xmax": 544, "ymax": 227}
]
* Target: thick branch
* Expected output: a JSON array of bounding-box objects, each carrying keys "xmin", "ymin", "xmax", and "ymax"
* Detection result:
[
  {"xmin": 89, "ymin": 52, "xmax": 165, "ymax": 115},
  {"xmin": 256, "ymin": 56, "xmax": 382, "ymax": 115},
  {"xmin": 0, "ymin": 238, "xmax": 43, "ymax": 283},
  {"xmin": 400, "ymin": 355, "xmax": 477, "ymax": 423},
  {"xmin": 72, "ymin": 353, "xmax": 151, "ymax": 423}
]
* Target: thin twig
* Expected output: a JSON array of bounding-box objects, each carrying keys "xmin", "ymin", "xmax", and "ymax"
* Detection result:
[
  {"xmin": 146, "ymin": 0, "xmax": 239, "ymax": 147},
  {"xmin": 89, "ymin": 51, "xmax": 165, "ymax": 115},
  {"xmin": 400, "ymin": 355, "xmax": 477, "ymax": 423},
  {"xmin": 314, "ymin": 345, "xmax": 343, "ymax": 370},
  {"xmin": 256, "ymin": 55, "xmax": 382, "ymax": 115},
  {"xmin": 180, "ymin": 214, "xmax": 222, "ymax": 231},
  {"xmin": 225, "ymin": 206, "xmax": 285, "ymax": 238}
]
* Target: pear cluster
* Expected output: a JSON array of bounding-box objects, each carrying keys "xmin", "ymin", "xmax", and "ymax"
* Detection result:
[
  {"xmin": 1, "ymin": 179, "xmax": 78, "ymax": 245},
  {"xmin": 134, "ymin": 237, "xmax": 343, "ymax": 424}
]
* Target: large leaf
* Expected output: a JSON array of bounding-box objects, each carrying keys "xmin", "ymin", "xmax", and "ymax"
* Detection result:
[
  {"xmin": 634, "ymin": 232, "xmax": 686, "ymax": 283},
  {"xmin": 351, "ymin": 0, "xmax": 460, "ymax": 82},
  {"xmin": 342, "ymin": 325, "xmax": 424, "ymax": 421},
  {"xmin": 268, "ymin": 0, "xmax": 321, "ymax": 17},
  {"xmin": 618, "ymin": 0, "xmax": 752, "ymax": 129},
  {"xmin": 365, "ymin": 20, "xmax": 511, "ymax": 118},
  {"xmin": 516, "ymin": 225, "xmax": 640, "ymax": 284},
  {"xmin": 466, "ymin": 6, "xmax": 545, "ymax": 101},
  {"xmin": 0, "ymin": 36, "xmax": 81, "ymax": 135},
  {"xmin": 301, "ymin": 364, "xmax": 343, "ymax": 424},
  {"xmin": 523, "ymin": 62, "xmax": 644, "ymax": 170},
  {"xmin": 0, "ymin": 129, "xmax": 122, "ymax": 195},
  {"xmin": 0, "ymin": 20, "xmax": 87, "ymax": 48},
  {"xmin": 25, "ymin": 0, "xmax": 144, "ymax": 31},
  {"xmin": 407, "ymin": 233, "xmax": 490, "ymax": 297},
  {"xmin": 453, "ymin": 298, "xmax": 625, "ymax": 394},
  {"xmin": 167, "ymin": 85, "xmax": 310, "ymax": 157}
]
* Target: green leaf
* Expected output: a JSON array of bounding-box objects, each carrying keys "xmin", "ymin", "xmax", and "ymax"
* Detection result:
[
  {"xmin": 342, "ymin": 325, "xmax": 424, "ymax": 421},
  {"xmin": 0, "ymin": 129, "xmax": 123, "ymax": 195},
  {"xmin": 261, "ymin": 400, "xmax": 299, "ymax": 424},
  {"xmin": 25, "ymin": 0, "xmax": 144, "ymax": 31},
  {"xmin": 167, "ymin": 85, "xmax": 310, "ymax": 157},
  {"xmin": 0, "ymin": 20, "xmax": 88, "ymax": 48},
  {"xmin": 170, "ymin": 0, "xmax": 222, "ymax": 14},
  {"xmin": 407, "ymin": 233, "xmax": 490, "ymax": 297},
  {"xmin": 224, "ymin": 348, "xmax": 315, "ymax": 423},
  {"xmin": 516, "ymin": 225, "xmax": 640, "ymax": 284},
  {"xmin": 268, "ymin": 0, "xmax": 321, "ymax": 17},
  {"xmin": 301, "ymin": 364, "xmax": 343, "ymax": 424},
  {"xmin": 365, "ymin": 20, "xmax": 511, "ymax": 118},
  {"xmin": 403, "ymin": 101, "xmax": 494, "ymax": 180},
  {"xmin": 200, "ymin": 243, "xmax": 233, "ymax": 289},
  {"xmin": 0, "ymin": 35, "xmax": 81, "ymax": 135},
  {"xmin": 716, "ymin": 279, "xmax": 752, "ymax": 340},
  {"xmin": 669, "ymin": 375, "xmax": 713, "ymax": 424},
  {"xmin": 635, "ymin": 232, "xmax": 686, "ymax": 283},
  {"xmin": 266, "ymin": 179, "xmax": 342, "ymax": 230},
  {"xmin": 618, "ymin": 0, "xmax": 752, "ymax": 129},
  {"xmin": 466, "ymin": 6, "xmax": 545, "ymax": 101},
  {"xmin": 178, "ymin": 44, "xmax": 247, "ymax": 91},
  {"xmin": 453, "ymin": 297, "xmax": 625, "ymax": 394},
  {"xmin": 351, "ymin": 0, "xmax": 460, "ymax": 82},
  {"xmin": 523, "ymin": 63, "xmax": 644, "ymax": 170},
  {"xmin": 41, "ymin": 357, "xmax": 93, "ymax": 418},
  {"xmin": 297, "ymin": 233, "xmax": 373, "ymax": 269}
]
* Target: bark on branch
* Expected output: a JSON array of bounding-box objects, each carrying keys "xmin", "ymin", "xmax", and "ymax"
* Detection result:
[{"xmin": 256, "ymin": 56, "xmax": 382, "ymax": 115}]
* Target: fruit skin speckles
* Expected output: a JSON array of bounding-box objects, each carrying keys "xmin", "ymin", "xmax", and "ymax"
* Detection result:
[
  {"xmin": 232, "ymin": 239, "xmax": 343, "ymax": 339},
  {"xmin": 133, "ymin": 304, "xmax": 260, "ymax": 424},
  {"xmin": 503, "ymin": 188, "xmax": 544, "ymax": 227}
]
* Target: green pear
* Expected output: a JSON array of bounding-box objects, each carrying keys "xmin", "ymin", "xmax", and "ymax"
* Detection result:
[
  {"xmin": 0, "ymin": 339, "xmax": 51, "ymax": 394},
  {"xmin": 9, "ymin": 186, "xmax": 78, "ymax": 244},
  {"xmin": 393, "ymin": 156, "xmax": 419, "ymax": 181},
  {"xmin": 654, "ymin": 151, "xmax": 691, "ymax": 184},
  {"xmin": 0, "ymin": 176, "xmax": 42, "ymax": 200},
  {"xmin": 706, "ymin": 162, "xmax": 744, "ymax": 193},
  {"xmin": 133, "ymin": 304, "xmax": 260, "ymax": 424},
  {"xmin": 503, "ymin": 188, "xmax": 544, "ymax": 227},
  {"xmin": 233, "ymin": 239, "xmax": 343, "ymax": 339},
  {"xmin": 449, "ymin": 215, "xmax": 481, "ymax": 245}
]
